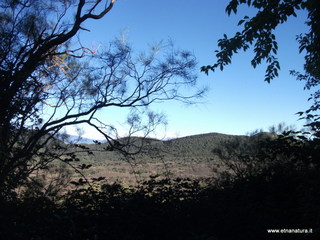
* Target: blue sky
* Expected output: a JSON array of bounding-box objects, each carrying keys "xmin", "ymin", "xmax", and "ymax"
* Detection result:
[{"xmin": 67, "ymin": 0, "xmax": 311, "ymax": 139}]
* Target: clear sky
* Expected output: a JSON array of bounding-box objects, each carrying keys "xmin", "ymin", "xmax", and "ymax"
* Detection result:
[{"xmin": 66, "ymin": 0, "xmax": 311, "ymax": 139}]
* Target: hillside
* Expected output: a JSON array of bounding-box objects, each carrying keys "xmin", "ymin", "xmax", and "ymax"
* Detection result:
[
  {"xmin": 55, "ymin": 132, "xmax": 275, "ymax": 184},
  {"xmin": 64, "ymin": 132, "xmax": 249, "ymax": 161}
]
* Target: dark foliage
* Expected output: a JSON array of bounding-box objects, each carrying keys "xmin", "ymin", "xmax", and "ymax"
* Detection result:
[
  {"xmin": 202, "ymin": 0, "xmax": 319, "ymax": 84},
  {"xmin": 201, "ymin": 0, "xmax": 320, "ymax": 133},
  {"xmin": 1, "ymin": 133, "xmax": 319, "ymax": 240},
  {"xmin": 1, "ymin": 126, "xmax": 319, "ymax": 239}
]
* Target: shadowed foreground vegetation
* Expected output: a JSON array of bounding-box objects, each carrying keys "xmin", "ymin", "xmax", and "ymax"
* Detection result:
[{"xmin": 0, "ymin": 132, "xmax": 319, "ymax": 240}]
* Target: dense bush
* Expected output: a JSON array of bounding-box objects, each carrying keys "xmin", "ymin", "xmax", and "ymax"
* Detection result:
[
  {"xmin": 0, "ymin": 162, "xmax": 319, "ymax": 240},
  {"xmin": 0, "ymin": 130, "xmax": 319, "ymax": 239}
]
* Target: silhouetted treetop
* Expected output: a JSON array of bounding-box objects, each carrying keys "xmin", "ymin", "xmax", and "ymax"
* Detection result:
[
  {"xmin": 0, "ymin": 0, "xmax": 205, "ymax": 196},
  {"xmin": 202, "ymin": 0, "xmax": 320, "ymax": 135},
  {"xmin": 202, "ymin": 0, "xmax": 319, "ymax": 85}
]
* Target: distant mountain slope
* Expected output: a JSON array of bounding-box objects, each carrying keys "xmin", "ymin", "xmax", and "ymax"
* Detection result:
[
  {"xmin": 50, "ymin": 132, "xmax": 278, "ymax": 183},
  {"xmin": 59, "ymin": 135, "xmax": 106, "ymax": 144},
  {"xmin": 70, "ymin": 132, "xmax": 261, "ymax": 162},
  {"xmin": 161, "ymin": 132, "xmax": 247, "ymax": 158}
]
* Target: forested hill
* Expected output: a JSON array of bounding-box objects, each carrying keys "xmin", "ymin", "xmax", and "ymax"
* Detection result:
[{"xmin": 66, "ymin": 132, "xmax": 276, "ymax": 163}]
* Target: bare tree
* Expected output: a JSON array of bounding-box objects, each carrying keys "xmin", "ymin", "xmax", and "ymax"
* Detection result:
[{"xmin": 0, "ymin": 0, "xmax": 205, "ymax": 196}]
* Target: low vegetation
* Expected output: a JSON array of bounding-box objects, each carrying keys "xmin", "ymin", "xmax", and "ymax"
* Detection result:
[{"xmin": 0, "ymin": 130, "xmax": 319, "ymax": 239}]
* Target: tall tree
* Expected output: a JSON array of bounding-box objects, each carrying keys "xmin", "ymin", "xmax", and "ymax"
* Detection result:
[
  {"xmin": 0, "ymin": 0, "xmax": 204, "ymax": 196},
  {"xmin": 201, "ymin": 0, "xmax": 320, "ymax": 134}
]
